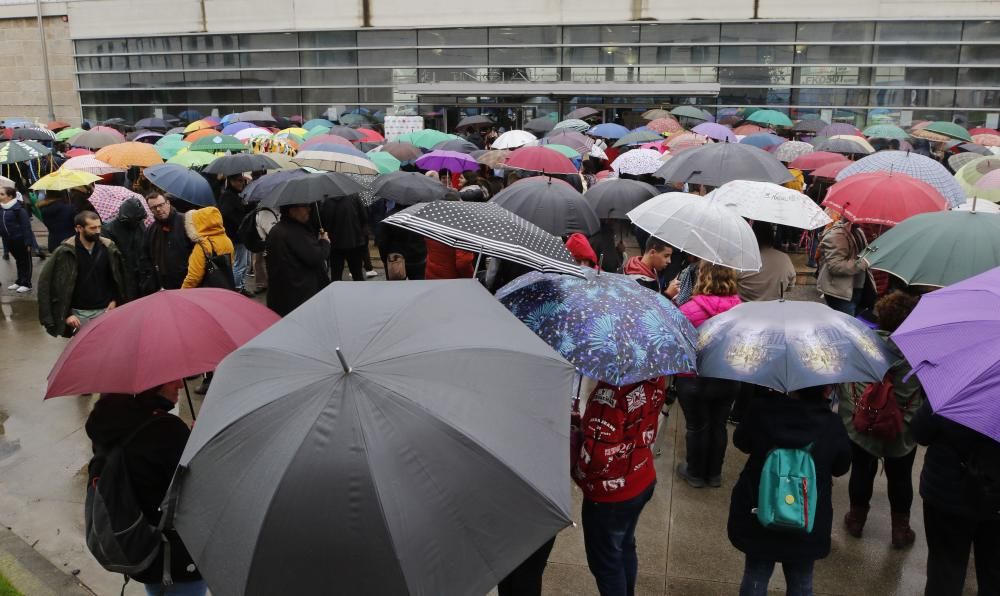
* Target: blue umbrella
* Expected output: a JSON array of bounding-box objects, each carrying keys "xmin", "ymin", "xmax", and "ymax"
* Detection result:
[
  {"xmin": 303, "ymin": 118, "xmax": 334, "ymax": 130},
  {"xmin": 221, "ymin": 122, "xmax": 256, "ymax": 135},
  {"xmin": 588, "ymin": 123, "xmax": 630, "ymax": 139},
  {"xmin": 740, "ymin": 133, "xmax": 786, "ymax": 149},
  {"xmin": 144, "ymin": 163, "xmax": 216, "ymax": 207},
  {"xmin": 497, "ymin": 268, "xmax": 697, "ymax": 385},
  {"xmin": 179, "ymin": 110, "xmax": 203, "ymax": 122}
]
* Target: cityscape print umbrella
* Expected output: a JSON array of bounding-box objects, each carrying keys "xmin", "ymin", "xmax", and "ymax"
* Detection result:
[
  {"xmin": 709, "ymin": 180, "xmax": 831, "ymax": 230},
  {"xmin": 696, "ymin": 300, "xmax": 891, "ymax": 392},
  {"xmin": 836, "ymin": 151, "xmax": 966, "ymax": 207},
  {"xmin": 654, "ymin": 143, "xmax": 794, "ymax": 187},
  {"xmin": 892, "ymin": 266, "xmax": 1000, "ymax": 442},
  {"xmin": 497, "ymin": 268, "xmax": 697, "ymax": 385},
  {"xmin": 382, "ymin": 201, "xmax": 584, "ymax": 277},
  {"xmin": 584, "ymin": 179, "xmax": 659, "ymax": 219},
  {"xmin": 171, "ymin": 280, "xmax": 575, "ymax": 596}
]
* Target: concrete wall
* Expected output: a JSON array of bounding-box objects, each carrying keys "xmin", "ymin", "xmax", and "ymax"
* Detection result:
[{"xmin": 0, "ymin": 13, "xmax": 79, "ymax": 125}]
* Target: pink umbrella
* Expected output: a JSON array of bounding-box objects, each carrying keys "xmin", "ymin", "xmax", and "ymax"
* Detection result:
[
  {"xmin": 646, "ymin": 117, "xmax": 684, "ymax": 134},
  {"xmin": 811, "ymin": 161, "xmax": 852, "ymax": 179},
  {"xmin": 60, "ymin": 155, "xmax": 124, "ymax": 176},
  {"xmin": 90, "ymin": 126, "xmax": 126, "ymax": 141},
  {"xmin": 88, "ymin": 184, "xmax": 153, "ymax": 226},
  {"xmin": 790, "ymin": 151, "xmax": 850, "ymax": 171},
  {"xmin": 503, "ymin": 146, "xmax": 578, "ymax": 175}
]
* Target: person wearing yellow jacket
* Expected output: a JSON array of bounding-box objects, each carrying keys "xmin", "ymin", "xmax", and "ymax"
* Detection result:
[{"xmin": 181, "ymin": 206, "xmax": 235, "ymax": 289}]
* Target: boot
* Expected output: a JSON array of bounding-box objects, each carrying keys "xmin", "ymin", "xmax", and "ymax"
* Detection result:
[
  {"xmin": 891, "ymin": 512, "xmax": 916, "ymax": 549},
  {"xmin": 843, "ymin": 504, "xmax": 869, "ymax": 538}
]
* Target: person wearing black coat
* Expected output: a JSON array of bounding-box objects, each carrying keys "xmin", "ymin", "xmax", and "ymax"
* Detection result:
[
  {"xmin": 101, "ymin": 198, "xmax": 146, "ymax": 301},
  {"xmin": 911, "ymin": 400, "xmax": 1000, "ymax": 596},
  {"xmin": 139, "ymin": 194, "xmax": 193, "ymax": 295},
  {"xmin": 375, "ymin": 204, "xmax": 426, "ymax": 280},
  {"xmin": 265, "ymin": 204, "xmax": 330, "ymax": 316},
  {"xmin": 85, "ymin": 387, "xmax": 206, "ymax": 595},
  {"xmin": 728, "ymin": 389, "xmax": 852, "ymax": 596},
  {"xmin": 217, "ymin": 175, "xmax": 252, "ymax": 294},
  {"xmin": 318, "ymin": 194, "xmax": 367, "ymax": 282}
]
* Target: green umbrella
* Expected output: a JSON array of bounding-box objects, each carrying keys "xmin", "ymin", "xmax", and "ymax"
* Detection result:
[
  {"xmin": 304, "ymin": 126, "xmax": 331, "ymax": 140},
  {"xmin": 542, "ymin": 144, "xmax": 582, "ymax": 159},
  {"xmin": 671, "ymin": 105, "xmax": 708, "ymax": 121},
  {"xmin": 154, "ymin": 138, "xmax": 190, "ymax": 160},
  {"xmin": 189, "ymin": 134, "xmax": 247, "ymax": 153},
  {"xmin": 862, "ymin": 124, "xmax": 909, "ymax": 141},
  {"xmin": 923, "ymin": 121, "xmax": 973, "ymax": 143},
  {"xmin": 612, "ymin": 130, "xmax": 664, "ymax": 148},
  {"xmin": 396, "ymin": 130, "xmax": 458, "ymax": 150},
  {"xmin": 155, "ymin": 133, "xmax": 185, "ymax": 145},
  {"xmin": 860, "ymin": 210, "xmax": 1000, "ymax": 287},
  {"xmin": 368, "ymin": 151, "xmax": 401, "ymax": 174},
  {"xmin": 955, "ymin": 156, "xmax": 1000, "ymax": 202},
  {"xmin": 747, "ymin": 109, "xmax": 794, "ymax": 128},
  {"xmin": 0, "ymin": 140, "xmax": 50, "ymax": 164},
  {"xmin": 167, "ymin": 151, "xmax": 218, "ymax": 169},
  {"xmin": 737, "ymin": 107, "xmax": 761, "ymax": 118},
  {"xmin": 55, "ymin": 127, "xmax": 84, "ymax": 142}
]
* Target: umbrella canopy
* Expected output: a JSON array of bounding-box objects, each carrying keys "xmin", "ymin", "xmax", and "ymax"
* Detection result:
[
  {"xmin": 697, "ymin": 300, "xmax": 891, "ymax": 392},
  {"xmin": 922, "ymin": 121, "xmax": 972, "ymax": 143},
  {"xmin": 565, "ymin": 106, "xmax": 599, "ymax": 120},
  {"xmin": 300, "ymin": 134, "xmax": 353, "ymax": 150},
  {"xmin": 367, "ymin": 151, "xmax": 401, "ymax": 174},
  {"xmin": 454, "ymin": 114, "xmax": 494, "ymax": 131},
  {"xmin": 746, "ymin": 109, "xmax": 793, "ymax": 128},
  {"xmin": 827, "ymin": 135, "xmax": 875, "ymax": 153},
  {"xmin": 584, "ymin": 179, "xmax": 659, "ymax": 220},
  {"xmin": 11, "ymin": 127, "xmax": 53, "ymax": 142},
  {"xmin": 646, "ymin": 117, "xmax": 685, "ymax": 134},
  {"xmin": 94, "ymin": 142, "xmax": 163, "ymax": 168},
  {"xmin": 610, "ymin": 149, "xmax": 664, "ymax": 176},
  {"xmin": 291, "ymin": 150, "xmax": 378, "ymax": 175},
  {"xmin": 329, "ymin": 126, "xmax": 367, "ymax": 141},
  {"xmin": 130, "ymin": 131, "xmax": 164, "ymax": 143},
  {"xmin": 792, "ymin": 119, "xmax": 828, "ymax": 133},
  {"xmin": 189, "ymin": 134, "xmax": 248, "ymax": 153},
  {"xmin": 732, "ymin": 124, "xmax": 772, "ymax": 136},
  {"xmin": 892, "ymin": 267, "xmax": 1000, "ymax": 442},
  {"xmin": 503, "ymin": 146, "xmax": 578, "ymax": 175},
  {"xmin": 539, "ymin": 131, "xmax": 594, "ymax": 156},
  {"xmin": 179, "ymin": 110, "xmax": 204, "ymax": 122},
  {"xmin": 822, "ymin": 172, "xmax": 948, "ymax": 226},
  {"xmin": 45, "ymin": 288, "xmax": 278, "ymax": 398},
  {"xmin": 491, "ymin": 177, "xmax": 599, "ymax": 236},
  {"xmin": 415, "ymin": 150, "xmax": 478, "ymax": 172},
  {"xmin": 378, "ymin": 141, "xmax": 423, "ymax": 162},
  {"xmin": 955, "ymin": 156, "xmax": 1000, "ymax": 201},
  {"xmin": 184, "ymin": 128, "xmax": 220, "ymax": 143},
  {"xmin": 588, "ymin": 123, "xmax": 630, "ymax": 139},
  {"xmin": 972, "ymin": 133, "xmax": 1000, "ymax": 147},
  {"xmin": 233, "ymin": 110, "xmax": 277, "ymax": 124},
  {"xmin": 258, "ymin": 171, "xmax": 364, "ymax": 209},
  {"xmin": 233, "ymin": 128, "xmax": 272, "ymax": 142},
  {"xmin": 612, "ymin": 130, "xmax": 664, "ymax": 148},
  {"xmin": 242, "ymin": 169, "xmax": 310, "ymax": 203},
  {"xmin": 0, "ymin": 140, "xmax": 50, "ymax": 163},
  {"xmin": 773, "ymin": 141, "xmax": 815, "ymax": 164},
  {"xmin": 30, "ymin": 169, "xmax": 100, "ymax": 191},
  {"xmin": 383, "ymin": 201, "xmax": 583, "ymax": 277},
  {"xmin": 134, "ymin": 117, "xmax": 168, "ymax": 130},
  {"xmin": 172, "ymin": 280, "xmax": 574, "ymax": 596},
  {"xmin": 654, "ymin": 142, "xmax": 794, "ymax": 187},
  {"xmin": 837, "ymin": 151, "xmax": 966, "ymax": 207},
  {"xmin": 539, "ymin": 144, "xmax": 580, "ymax": 159},
  {"xmin": 691, "ymin": 123, "xmax": 736, "ymax": 143},
  {"xmin": 474, "ymin": 149, "xmax": 511, "ymax": 169},
  {"xmin": 863, "ymin": 124, "xmax": 909, "ymax": 140},
  {"xmin": 396, "ymin": 129, "xmax": 457, "ymax": 150},
  {"xmin": 372, "ymin": 171, "xmax": 450, "ymax": 206},
  {"xmin": 740, "ymin": 133, "xmax": 786, "ymax": 150},
  {"xmin": 665, "ymin": 132, "xmax": 711, "ymax": 153},
  {"xmin": 432, "ymin": 139, "xmax": 479, "ymax": 154},
  {"xmin": 167, "ymin": 151, "xmax": 217, "ymax": 169},
  {"xmin": 88, "ymin": 185, "xmax": 152, "ymax": 226},
  {"xmin": 302, "ymin": 118, "xmax": 334, "ymax": 130},
  {"xmin": 203, "ymin": 153, "xmax": 281, "ymax": 177},
  {"xmin": 524, "ymin": 117, "xmax": 555, "ymax": 134},
  {"xmin": 497, "ymin": 268, "xmax": 697, "ymax": 385},
  {"xmin": 144, "ymin": 163, "xmax": 216, "ymax": 206},
  {"xmin": 492, "ymin": 130, "xmax": 537, "ymax": 150},
  {"xmin": 975, "ymin": 169, "xmax": 1000, "ymax": 202},
  {"xmin": 709, "ymin": 180, "xmax": 831, "ymax": 230},
  {"xmin": 954, "ymin": 198, "xmax": 1000, "ymax": 213},
  {"xmin": 220, "ymin": 122, "xmax": 257, "ymax": 135},
  {"xmin": 54, "ymin": 127, "xmax": 84, "ymax": 142},
  {"xmin": 818, "ymin": 123, "xmax": 862, "ymax": 138},
  {"xmin": 627, "ymin": 192, "xmax": 761, "ymax": 272},
  {"xmin": 59, "ymin": 155, "xmax": 124, "ymax": 176},
  {"xmin": 303, "ymin": 144, "xmax": 367, "ymax": 159},
  {"xmin": 183, "ymin": 120, "xmax": 217, "ymax": 134},
  {"xmin": 671, "ymin": 105, "xmax": 709, "ymax": 121},
  {"xmin": 860, "ymin": 210, "xmax": 1000, "ymax": 287},
  {"xmin": 811, "ymin": 161, "xmax": 852, "ymax": 180},
  {"xmin": 153, "ymin": 138, "xmax": 190, "ymax": 160},
  {"xmin": 46, "ymin": 120, "xmax": 70, "ymax": 132},
  {"xmin": 789, "ymin": 151, "xmax": 849, "ymax": 171},
  {"xmin": 552, "ymin": 119, "xmax": 590, "ymax": 133},
  {"xmin": 338, "ymin": 113, "xmax": 371, "ymax": 127},
  {"xmin": 642, "ymin": 108, "xmax": 672, "ymax": 120}
]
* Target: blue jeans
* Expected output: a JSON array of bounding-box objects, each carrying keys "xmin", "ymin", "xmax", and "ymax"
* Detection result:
[
  {"xmin": 739, "ymin": 557, "xmax": 814, "ymax": 596},
  {"xmin": 581, "ymin": 481, "xmax": 656, "ymax": 596},
  {"xmin": 144, "ymin": 579, "xmax": 208, "ymax": 596},
  {"xmin": 233, "ymin": 244, "xmax": 250, "ymax": 290},
  {"xmin": 824, "ymin": 287, "xmax": 862, "ymax": 316}
]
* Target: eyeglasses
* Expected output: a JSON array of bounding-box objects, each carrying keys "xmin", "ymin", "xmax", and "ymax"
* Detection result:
[{"xmin": 149, "ymin": 202, "xmax": 170, "ymax": 211}]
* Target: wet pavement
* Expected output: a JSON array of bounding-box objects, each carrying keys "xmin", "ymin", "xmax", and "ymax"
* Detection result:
[{"xmin": 0, "ymin": 255, "xmax": 978, "ymax": 596}]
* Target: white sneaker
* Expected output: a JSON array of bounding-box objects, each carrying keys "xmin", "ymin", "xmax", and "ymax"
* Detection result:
[
  {"xmin": 15, "ymin": 286, "xmax": 30, "ymax": 293},
  {"xmin": 365, "ymin": 270, "xmax": 378, "ymax": 278},
  {"xmin": 6, "ymin": 283, "xmax": 18, "ymax": 290}
]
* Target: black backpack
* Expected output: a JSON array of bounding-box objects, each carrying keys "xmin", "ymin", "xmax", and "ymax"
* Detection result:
[
  {"xmin": 961, "ymin": 437, "xmax": 1000, "ymax": 517},
  {"xmin": 238, "ymin": 206, "xmax": 273, "ymax": 253},
  {"xmin": 197, "ymin": 240, "xmax": 235, "ymax": 290},
  {"xmin": 85, "ymin": 416, "xmax": 169, "ymax": 580}
]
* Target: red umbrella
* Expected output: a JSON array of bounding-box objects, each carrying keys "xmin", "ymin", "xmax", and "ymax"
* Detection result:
[
  {"xmin": 822, "ymin": 172, "xmax": 948, "ymax": 226},
  {"xmin": 811, "ymin": 161, "xmax": 852, "ymax": 180},
  {"xmin": 790, "ymin": 151, "xmax": 850, "ymax": 171},
  {"xmin": 503, "ymin": 146, "xmax": 578, "ymax": 175},
  {"xmin": 300, "ymin": 134, "xmax": 353, "ymax": 150},
  {"xmin": 65, "ymin": 148, "xmax": 94, "ymax": 157},
  {"xmin": 356, "ymin": 128, "xmax": 385, "ymax": 142},
  {"xmin": 969, "ymin": 127, "xmax": 1000, "ymax": 137},
  {"xmin": 45, "ymin": 289, "xmax": 279, "ymax": 399}
]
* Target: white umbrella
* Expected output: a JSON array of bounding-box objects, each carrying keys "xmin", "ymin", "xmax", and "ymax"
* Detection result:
[
  {"xmin": 491, "ymin": 130, "xmax": 537, "ymax": 150},
  {"xmin": 611, "ymin": 149, "xmax": 663, "ymax": 176},
  {"xmin": 953, "ymin": 198, "xmax": 1000, "ymax": 213},
  {"xmin": 59, "ymin": 155, "xmax": 125, "ymax": 176},
  {"xmin": 627, "ymin": 193, "xmax": 761, "ymax": 272},
  {"xmin": 233, "ymin": 127, "xmax": 272, "ymax": 141},
  {"xmin": 291, "ymin": 150, "xmax": 379, "ymax": 175},
  {"xmin": 709, "ymin": 180, "xmax": 832, "ymax": 230}
]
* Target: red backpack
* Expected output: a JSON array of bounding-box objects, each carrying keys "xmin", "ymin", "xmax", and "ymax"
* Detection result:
[{"xmin": 851, "ymin": 374, "xmax": 904, "ymax": 441}]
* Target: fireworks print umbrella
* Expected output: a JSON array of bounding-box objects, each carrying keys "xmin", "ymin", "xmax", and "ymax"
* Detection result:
[
  {"xmin": 696, "ymin": 300, "xmax": 891, "ymax": 392},
  {"xmin": 497, "ymin": 268, "xmax": 697, "ymax": 385}
]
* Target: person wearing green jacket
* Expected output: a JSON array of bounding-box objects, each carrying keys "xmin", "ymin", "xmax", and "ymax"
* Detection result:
[{"xmin": 837, "ymin": 290, "xmax": 925, "ymax": 549}]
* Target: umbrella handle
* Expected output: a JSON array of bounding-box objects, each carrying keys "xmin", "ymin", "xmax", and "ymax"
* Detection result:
[
  {"xmin": 314, "ymin": 202, "xmax": 325, "ymax": 233},
  {"xmin": 472, "ymin": 251, "xmax": 483, "ymax": 278},
  {"xmin": 182, "ymin": 379, "xmax": 197, "ymax": 421}
]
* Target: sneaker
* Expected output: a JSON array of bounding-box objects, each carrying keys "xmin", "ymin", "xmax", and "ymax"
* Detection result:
[
  {"xmin": 677, "ymin": 463, "xmax": 706, "ymax": 488},
  {"xmin": 708, "ymin": 475, "xmax": 722, "ymax": 488},
  {"xmin": 7, "ymin": 283, "xmax": 18, "ymax": 290},
  {"xmin": 365, "ymin": 270, "xmax": 378, "ymax": 278},
  {"xmin": 16, "ymin": 286, "xmax": 31, "ymax": 293}
]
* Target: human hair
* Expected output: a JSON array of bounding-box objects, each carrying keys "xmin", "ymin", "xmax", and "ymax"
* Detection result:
[
  {"xmin": 693, "ymin": 261, "xmax": 739, "ymax": 297},
  {"xmin": 1, "ymin": 186, "xmax": 15, "ymax": 198},
  {"xmin": 145, "ymin": 191, "xmax": 165, "ymax": 202},
  {"xmin": 752, "ymin": 220, "xmax": 775, "ymax": 248},
  {"xmin": 645, "ymin": 238, "xmax": 671, "ymax": 254},
  {"xmin": 875, "ymin": 290, "xmax": 920, "ymax": 333},
  {"xmin": 74, "ymin": 210, "xmax": 100, "ymax": 227},
  {"xmin": 461, "ymin": 171, "xmax": 480, "ymax": 187}
]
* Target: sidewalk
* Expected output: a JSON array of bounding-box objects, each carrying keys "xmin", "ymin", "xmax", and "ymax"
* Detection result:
[{"xmin": 0, "ymin": 526, "xmax": 93, "ymax": 596}]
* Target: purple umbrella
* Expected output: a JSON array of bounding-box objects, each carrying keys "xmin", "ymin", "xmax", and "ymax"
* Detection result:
[
  {"xmin": 692, "ymin": 123, "xmax": 737, "ymax": 143},
  {"xmin": 222, "ymin": 122, "xmax": 257, "ymax": 135},
  {"xmin": 892, "ymin": 266, "xmax": 1000, "ymax": 442},
  {"xmin": 818, "ymin": 123, "xmax": 861, "ymax": 138},
  {"xmin": 740, "ymin": 133, "xmax": 786, "ymax": 149},
  {"xmin": 415, "ymin": 150, "xmax": 479, "ymax": 172}
]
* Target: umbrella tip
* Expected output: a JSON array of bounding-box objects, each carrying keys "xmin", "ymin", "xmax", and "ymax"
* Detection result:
[{"xmin": 335, "ymin": 347, "xmax": 352, "ymax": 374}]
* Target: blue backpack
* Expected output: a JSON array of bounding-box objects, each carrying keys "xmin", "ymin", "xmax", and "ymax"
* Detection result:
[{"xmin": 754, "ymin": 444, "xmax": 818, "ymax": 534}]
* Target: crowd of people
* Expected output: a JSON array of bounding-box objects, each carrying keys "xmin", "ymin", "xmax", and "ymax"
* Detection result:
[{"xmin": 3, "ymin": 108, "xmax": 998, "ymax": 596}]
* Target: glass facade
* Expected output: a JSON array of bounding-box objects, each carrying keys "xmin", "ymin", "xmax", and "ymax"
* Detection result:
[{"xmin": 74, "ymin": 20, "xmax": 1000, "ymax": 127}]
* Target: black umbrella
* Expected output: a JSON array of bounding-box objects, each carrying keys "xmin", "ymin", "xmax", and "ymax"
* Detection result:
[
  {"xmin": 371, "ymin": 171, "xmax": 449, "ymax": 206},
  {"xmin": 383, "ymin": 201, "xmax": 585, "ymax": 277},
  {"xmin": 242, "ymin": 169, "xmax": 310, "ymax": 203},
  {"xmin": 432, "ymin": 139, "xmax": 479, "ymax": 154},
  {"xmin": 11, "ymin": 128, "xmax": 53, "ymax": 142},
  {"xmin": 342, "ymin": 173, "xmax": 379, "ymax": 207},
  {"xmin": 524, "ymin": 117, "xmax": 555, "ymax": 134},
  {"xmin": 455, "ymin": 115, "xmax": 494, "ymax": 131},
  {"xmin": 490, "ymin": 178, "xmax": 600, "ymax": 236},
  {"xmin": 584, "ymin": 179, "xmax": 660, "ymax": 220},
  {"xmin": 328, "ymin": 126, "xmax": 364, "ymax": 141},
  {"xmin": 204, "ymin": 154, "xmax": 282, "ymax": 177},
  {"xmin": 792, "ymin": 119, "xmax": 828, "ymax": 133},
  {"xmin": 135, "ymin": 117, "xmax": 168, "ymax": 130},
  {"xmin": 260, "ymin": 172, "xmax": 365, "ymax": 209},
  {"xmin": 654, "ymin": 143, "xmax": 794, "ymax": 187},
  {"xmin": 565, "ymin": 107, "xmax": 599, "ymax": 120}
]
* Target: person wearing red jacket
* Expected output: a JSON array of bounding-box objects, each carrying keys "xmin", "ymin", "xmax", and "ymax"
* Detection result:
[
  {"xmin": 424, "ymin": 238, "xmax": 475, "ymax": 279},
  {"xmin": 573, "ymin": 377, "xmax": 667, "ymax": 596}
]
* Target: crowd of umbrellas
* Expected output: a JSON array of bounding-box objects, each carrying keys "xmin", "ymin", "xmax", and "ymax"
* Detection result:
[{"xmin": 24, "ymin": 104, "xmax": 1000, "ymax": 595}]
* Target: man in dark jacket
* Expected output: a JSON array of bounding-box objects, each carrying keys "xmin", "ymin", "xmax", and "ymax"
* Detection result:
[
  {"xmin": 217, "ymin": 175, "xmax": 252, "ymax": 296},
  {"xmin": 0, "ymin": 186, "xmax": 33, "ymax": 292},
  {"xmin": 728, "ymin": 388, "xmax": 851, "ymax": 595},
  {"xmin": 37, "ymin": 211, "xmax": 127, "ymax": 337},
  {"xmin": 140, "ymin": 192, "xmax": 193, "ymax": 295},
  {"xmin": 319, "ymin": 193, "xmax": 367, "ymax": 282},
  {"xmin": 266, "ymin": 204, "xmax": 330, "ymax": 316},
  {"xmin": 375, "ymin": 204, "xmax": 427, "ymax": 280},
  {"xmin": 912, "ymin": 401, "xmax": 1000, "ymax": 596},
  {"xmin": 85, "ymin": 385, "xmax": 206, "ymax": 595},
  {"xmin": 101, "ymin": 198, "xmax": 146, "ymax": 302}
]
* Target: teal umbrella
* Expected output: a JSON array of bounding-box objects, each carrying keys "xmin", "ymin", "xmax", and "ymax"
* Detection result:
[
  {"xmin": 922, "ymin": 121, "xmax": 973, "ymax": 143},
  {"xmin": 747, "ymin": 109, "xmax": 794, "ymax": 128},
  {"xmin": 671, "ymin": 105, "xmax": 708, "ymax": 121},
  {"xmin": 304, "ymin": 126, "xmax": 331, "ymax": 140},
  {"xmin": 396, "ymin": 130, "xmax": 457, "ymax": 150},
  {"xmin": 368, "ymin": 151, "xmax": 401, "ymax": 174},
  {"xmin": 543, "ymin": 144, "xmax": 582, "ymax": 159},
  {"xmin": 862, "ymin": 124, "xmax": 909, "ymax": 140},
  {"xmin": 860, "ymin": 210, "xmax": 1000, "ymax": 287},
  {"xmin": 154, "ymin": 138, "xmax": 190, "ymax": 160}
]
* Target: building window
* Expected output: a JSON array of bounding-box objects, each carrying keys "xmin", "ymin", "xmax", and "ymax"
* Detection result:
[
  {"xmin": 876, "ymin": 21, "xmax": 962, "ymax": 41},
  {"xmin": 795, "ymin": 22, "xmax": 874, "ymax": 42},
  {"xmin": 563, "ymin": 25, "xmax": 641, "ymax": 44},
  {"xmin": 357, "ymin": 30, "xmax": 416, "ymax": 47}
]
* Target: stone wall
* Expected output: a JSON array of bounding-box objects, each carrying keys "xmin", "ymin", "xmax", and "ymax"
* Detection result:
[{"xmin": 0, "ymin": 15, "xmax": 79, "ymax": 125}]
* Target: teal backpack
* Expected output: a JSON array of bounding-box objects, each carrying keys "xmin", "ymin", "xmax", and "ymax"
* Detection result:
[{"xmin": 754, "ymin": 444, "xmax": 817, "ymax": 534}]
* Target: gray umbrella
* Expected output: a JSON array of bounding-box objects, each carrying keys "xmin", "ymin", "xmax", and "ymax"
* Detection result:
[
  {"xmin": 433, "ymin": 138, "xmax": 479, "ymax": 154},
  {"xmin": 328, "ymin": 125, "xmax": 364, "ymax": 141},
  {"xmin": 233, "ymin": 110, "xmax": 276, "ymax": 124},
  {"xmin": 170, "ymin": 280, "xmax": 575, "ymax": 596},
  {"xmin": 584, "ymin": 179, "xmax": 660, "ymax": 219},
  {"xmin": 455, "ymin": 114, "xmax": 494, "ymax": 131},
  {"xmin": 491, "ymin": 177, "xmax": 600, "ymax": 236},
  {"xmin": 696, "ymin": 300, "xmax": 892, "ymax": 392},
  {"xmin": 203, "ymin": 154, "xmax": 280, "ymax": 177},
  {"xmin": 565, "ymin": 106, "xmax": 599, "ymax": 120},
  {"xmin": 654, "ymin": 143, "xmax": 794, "ymax": 187},
  {"xmin": 371, "ymin": 171, "xmax": 449, "ymax": 206},
  {"xmin": 524, "ymin": 117, "xmax": 555, "ymax": 134},
  {"xmin": 259, "ymin": 171, "xmax": 364, "ymax": 209}
]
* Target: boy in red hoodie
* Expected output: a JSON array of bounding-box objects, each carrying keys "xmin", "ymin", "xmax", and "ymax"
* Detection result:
[{"xmin": 622, "ymin": 238, "xmax": 672, "ymax": 293}]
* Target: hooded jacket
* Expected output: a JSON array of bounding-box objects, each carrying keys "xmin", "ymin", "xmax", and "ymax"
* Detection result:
[
  {"xmin": 0, "ymin": 198, "xmax": 31, "ymax": 242},
  {"xmin": 424, "ymin": 239, "xmax": 475, "ymax": 280},
  {"xmin": 817, "ymin": 221, "xmax": 871, "ymax": 302},
  {"xmin": 37, "ymin": 235, "xmax": 127, "ymax": 337},
  {"xmin": 181, "ymin": 207, "xmax": 234, "ymax": 289},
  {"xmin": 102, "ymin": 198, "xmax": 147, "ymax": 301},
  {"xmin": 623, "ymin": 255, "xmax": 659, "ymax": 292},
  {"xmin": 265, "ymin": 217, "xmax": 330, "ymax": 317},
  {"xmin": 140, "ymin": 208, "xmax": 193, "ymax": 294},
  {"xmin": 318, "ymin": 194, "xmax": 368, "ymax": 250},
  {"xmin": 679, "ymin": 294, "xmax": 742, "ymax": 328},
  {"xmin": 565, "ymin": 232, "xmax": 598, "ymax": 268}
]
